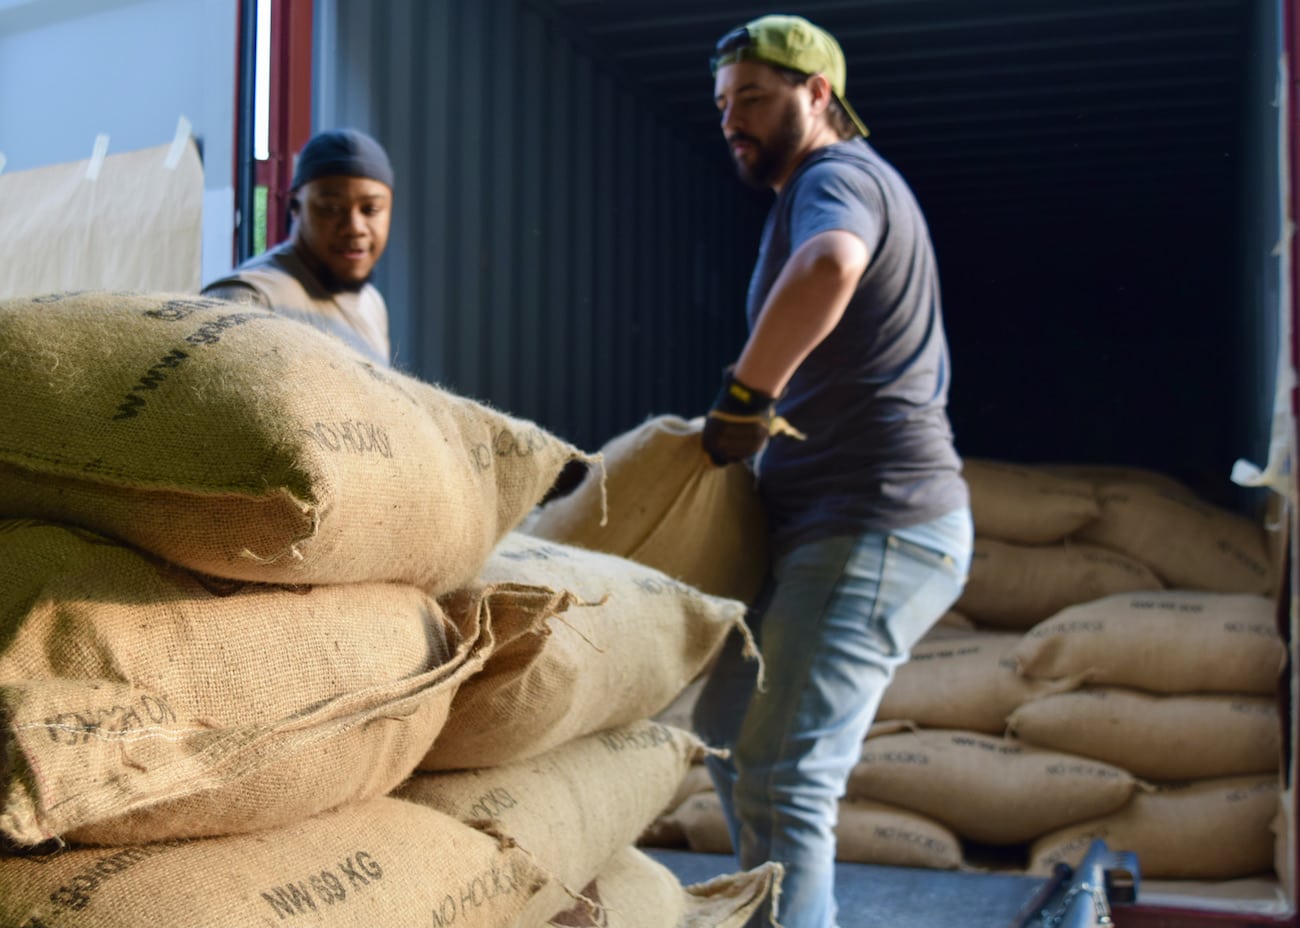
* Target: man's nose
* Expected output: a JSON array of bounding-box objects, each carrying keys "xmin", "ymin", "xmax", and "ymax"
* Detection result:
[
  {"xmin": 343, "ymin": 208, "xmax": 366, "ymax": 231},
  {"xmin": 719, "ymin": 101, "xmax": 737, "ymax": 134}
]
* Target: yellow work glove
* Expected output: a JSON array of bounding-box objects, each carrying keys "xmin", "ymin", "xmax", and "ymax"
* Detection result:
[{"xmin": 701, "ymin": 370, "xmax": 805, "ymax": 466}]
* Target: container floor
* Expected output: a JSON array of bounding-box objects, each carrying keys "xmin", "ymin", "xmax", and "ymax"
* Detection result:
[{"xmin": 647, "ymin": 849, "xmax": 1046, "ymax": 927}]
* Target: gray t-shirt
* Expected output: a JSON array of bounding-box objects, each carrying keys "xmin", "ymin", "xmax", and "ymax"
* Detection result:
[
  {"xmin": 747, "ymin": 138, "xmax": 968, "ymax": 553},
  {"xmin": 202, "ymin": 241, "xmax": 391, "ymax": 367}
]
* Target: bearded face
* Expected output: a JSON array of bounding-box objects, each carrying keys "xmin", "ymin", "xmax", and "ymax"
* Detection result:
[
  {"xmin": 715, "ymin": 60, "xmax": 813, "ymax": 191},
  {"xmin": 728, "ymin": 95, "xmax": 806, "ymax": 189}
]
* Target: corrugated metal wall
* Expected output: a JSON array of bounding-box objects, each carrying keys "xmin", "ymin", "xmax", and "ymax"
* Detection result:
[{"xmin": 313, "ymin": 0, "xmax": 764, "ymax": 452}]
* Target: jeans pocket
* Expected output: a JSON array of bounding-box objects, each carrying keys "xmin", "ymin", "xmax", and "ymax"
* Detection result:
[
  {"xmin": 868, "ymin": 535, "xmax": 967, "ymax": 659},
  {"xmin": 888, "ymin": 534, "xmax": 963, "ymax": 576}
]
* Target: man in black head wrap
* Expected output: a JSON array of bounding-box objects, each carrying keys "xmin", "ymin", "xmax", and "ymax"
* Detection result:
[{"xmin": 202, "ymin": 127, "xmax": 395, "ymax": 367}]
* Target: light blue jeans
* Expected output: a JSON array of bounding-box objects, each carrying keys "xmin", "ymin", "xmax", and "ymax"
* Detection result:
[{"xmin": 692, "ymin": 508, "xmax": 973, "ymax": 928}]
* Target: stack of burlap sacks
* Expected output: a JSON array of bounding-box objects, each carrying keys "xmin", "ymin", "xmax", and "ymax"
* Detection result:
[
  {"xmin": 0, "ymin": 292, "xmax": 779, "ymax": 928},
  {"xmin": 870, "ymin": 461, "xmax": 1286, "ymax": 881},
  {"xmin": 533, "ymin": 436, "xmax": 1287, "ymax": 886}
]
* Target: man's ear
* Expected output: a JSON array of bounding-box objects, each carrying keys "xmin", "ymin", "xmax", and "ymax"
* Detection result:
[
  {"xmin": 286, "ymin": 196, "xmax": 300, "ymax": 235},
  {"xmin": 807, "ymin": 73, "xmax": 835, "ymax": 115}
]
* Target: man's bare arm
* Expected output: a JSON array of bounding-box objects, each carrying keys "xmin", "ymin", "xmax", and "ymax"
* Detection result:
[{"xmin": 733, "ymin": 228, "xmax": 870, "ymax": 396}]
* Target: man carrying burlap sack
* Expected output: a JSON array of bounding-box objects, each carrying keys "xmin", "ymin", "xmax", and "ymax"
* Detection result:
[
  {"xmin": 203, "ymin": 127, "xmax": 395, "ymax": 366},
  {"xmin": 693, "ymin": 15, "xmax": 972, "ymax": 928}
]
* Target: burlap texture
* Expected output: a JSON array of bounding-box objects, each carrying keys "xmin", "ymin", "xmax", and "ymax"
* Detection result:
[
  {"xmin": 0, "ymin": 797, "xmax": 549, "ymax": 927},
  {"xmin": 962, "ymin": 459, "xmax": 1099, "ymax": 544},
  {"xmin": 1013, "ymin": 591, "xmax": 1285, "ymax": 695},
  {"xmin": 834, "ymin": 800, "xmax": 964, "ymax": 870},
  {"xmin": 0, "ymin": 291, "xmax": 585, "ymax": 589},
  {"xmin": 1007, "ymin": 688, "xmax": 1280, "ymax": 780},
  {"xmin": 394, "ymin": 720, "xmax": 703, "ymax": 925},
  {"xmin": 640, "ymin": 763, "xmax": 715, "ymax": 850},
  {"xmin": 545, "ymin": 846, "xmax": 688, "ymax": 928},
  {"xmin": 1076, "ymin": 480, "xmax": 1275, "ymax": 594},
  {"xmin": 671, "ymin": 792, "xmax": 962, "ymax": 869},
  {"xmin": 528, "ymin": 415, "xmax": 769, "ymax": 604},
  {"xmin": 670, "ymin": 792, "xmax": 735, "ymax": 855},
  {"xmin": 0, "ymin": 521, "xmax": 484, "ymax": 846},
  {"xmin": 847, "ymin": 729, "xmax": 1139, "ymax": 844},
  {"xmin": 1040, "ymin": 463, "xmax": 1197, "ymax": 497},
  {"xmin": 542, "ymin": 847, "xmax": 781, "ymax": 928},
  {"xmin": 877, "ymin": 632, "xmax": 1077, "ymax": 735},
  {"xmin": 422, "ymin": 535, "xmax": 750, "ymax": 769},
  {"xmin": 1028, "ymin": 775, "xmax": 1279, "ymax": 879},
  {"xmin": 957, "ymin": 538, "xmax": 1163, "ymax": 629}
]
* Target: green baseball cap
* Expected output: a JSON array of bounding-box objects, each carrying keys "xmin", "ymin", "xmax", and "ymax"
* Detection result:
[{"xmin": 711, "ymin": 14, "xmax": 869, "ymax": 138}]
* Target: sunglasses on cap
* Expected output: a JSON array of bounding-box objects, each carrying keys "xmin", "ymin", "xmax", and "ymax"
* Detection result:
[{"xmin": 710, "ymin": 25, "xmax": 755, "ymax": 74}]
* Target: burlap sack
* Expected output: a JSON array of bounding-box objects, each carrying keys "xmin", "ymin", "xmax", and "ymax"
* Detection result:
[
  {"xmin": 877, "ymin": 632, "xmax": 1078, "ymax": 734},
  {"xmin": 835, "ymin": 800, "xmax": 964, "ymax": 870},
  {"xmin": 1076, "ymin": 480, "xmax": 1274, "ymax": 594},
  {"xmin": 528, "ymin": 415, "xmax": 769, "ymax": 604},
  {"xmin": 671, "ymin": 792, "xmax": 962, "ymax": 869},
  {"xmin": 640, "ymin": 763, "xmax": 715, "ymax": 849},
  {"xmin": 0, "ymin": 519, "xmax": 481, "ymax": 846},
  {"xmin": 0, "ymin": 797, "xmax": 550, "ymax": 927},
  {"xmin": 934, "ymin": 609, "xmax": 978, "ymax": 633},
  {"xmin": 395, "ymin": 720, "xmax": 703, "ymax": 925},
  {"xmin": 666, "ymin": 791, "xmax": 735, "ymax": 855},
  {"xmin": 1028, "ymin": 775, "xmax": 1279, "ymax": 879},
  {"xmin": 962, "ymin": 459, "xmax": 1100, "ymax": 544},
  {"xmin": 422, "ymin": 534, "xmax": 750, "ymax": 769},
  {"xmin": 543, "ymin": 847, "xmax": 781, "ymax": 928},
  {"xmin": 1013, "ymin": 591, "xmax": 1284, "ymax": 694},
  {"xmin": 956, "ymin": 538, "xmax": 1163, "ymax": 629},
  {"xmin": 847, "ymin": 729, "xmax": 1139, "ymax": 844},
  {"xmin": 1041, "ymin": 463, "xmax": 1197, "ymax": 497},
  {"xmin": 0, "ymin": 291, "xmax": 585, "ymax": 589},
  {"xmin": 1007, "ymin": 688, "xmax": 1280, "ymax": 780}
]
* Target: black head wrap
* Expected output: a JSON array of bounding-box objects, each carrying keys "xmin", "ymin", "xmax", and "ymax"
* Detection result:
[{"xmin": 290, "ymin": 128, "xmax": 394, "ymax": 191}]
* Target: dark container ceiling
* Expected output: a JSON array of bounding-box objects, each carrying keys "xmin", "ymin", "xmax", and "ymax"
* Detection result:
[
  {"xmin": 551, "ymin": 0, "xmax": 1248, "ymax": 215},
  {"xmin": 549, "ymin": 0, "xmax": 1264, "ymax": 504}
]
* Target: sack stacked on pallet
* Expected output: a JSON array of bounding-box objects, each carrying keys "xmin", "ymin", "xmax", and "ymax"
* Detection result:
[
  {"xmin": 0, "ymin": 291, "xmax": 586, "ymax": 590},
  {"xmin": 0, "ymin": 519, "xmax": 487, "ymax": 848},
  {"xmin": 955, "ymin": 459, "xmax": 1278, "ymax": 628},
  {"xmin": 402, "ymin": 530, "xmax": 781, "ymax": 923},
  {"xmin": 1009, "ymin": 591, "xmax": 1284, "ymax": 879},
  {"xmin": 870, "ymin": 459, "xmax": 1283, "ymax": 879},
  {"xmin": 0, "ymin": 292, "xmax": 781, "ymax": 925},
  {"xmin": 0, "ymin": 291, "xmax": 584, "ymax": 845},
  {"xmin": 423, "ymin": 532, "xmax": 754, "ymax": 770},
  {"xmin": 397, "ymin": 719, "xmax": 778, "ymax": 926},
  {"xmin": 957, "ymin": 461, "xmax": 1163, "ymax": 629}
]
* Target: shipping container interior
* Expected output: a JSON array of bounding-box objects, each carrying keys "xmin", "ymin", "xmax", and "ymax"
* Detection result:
[
  {"xmin": 315, "ymin": 0, "xmax": 1295, "ymax": 920},
  {"xmin": 317, "ymin": 0, "xmax": 1283, "ymax": 514},
  {"xmin": 0, "ymin": 0, "xmax": 1290, "ymax": 921}
]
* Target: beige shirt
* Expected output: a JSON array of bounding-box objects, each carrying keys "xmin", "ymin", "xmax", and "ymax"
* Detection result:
[{"xmin": 202, "ymin": 241, "xmax": 391, "ymax": 367}]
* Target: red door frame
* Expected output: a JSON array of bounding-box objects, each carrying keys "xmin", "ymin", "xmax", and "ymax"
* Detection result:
[
  {"xmin": 260, "ymin": 0, "xmax": 314, "ymax": 248},
  {"xmin": 233, "ymin": 0, "xmax": 314, "ymax": 255}
]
